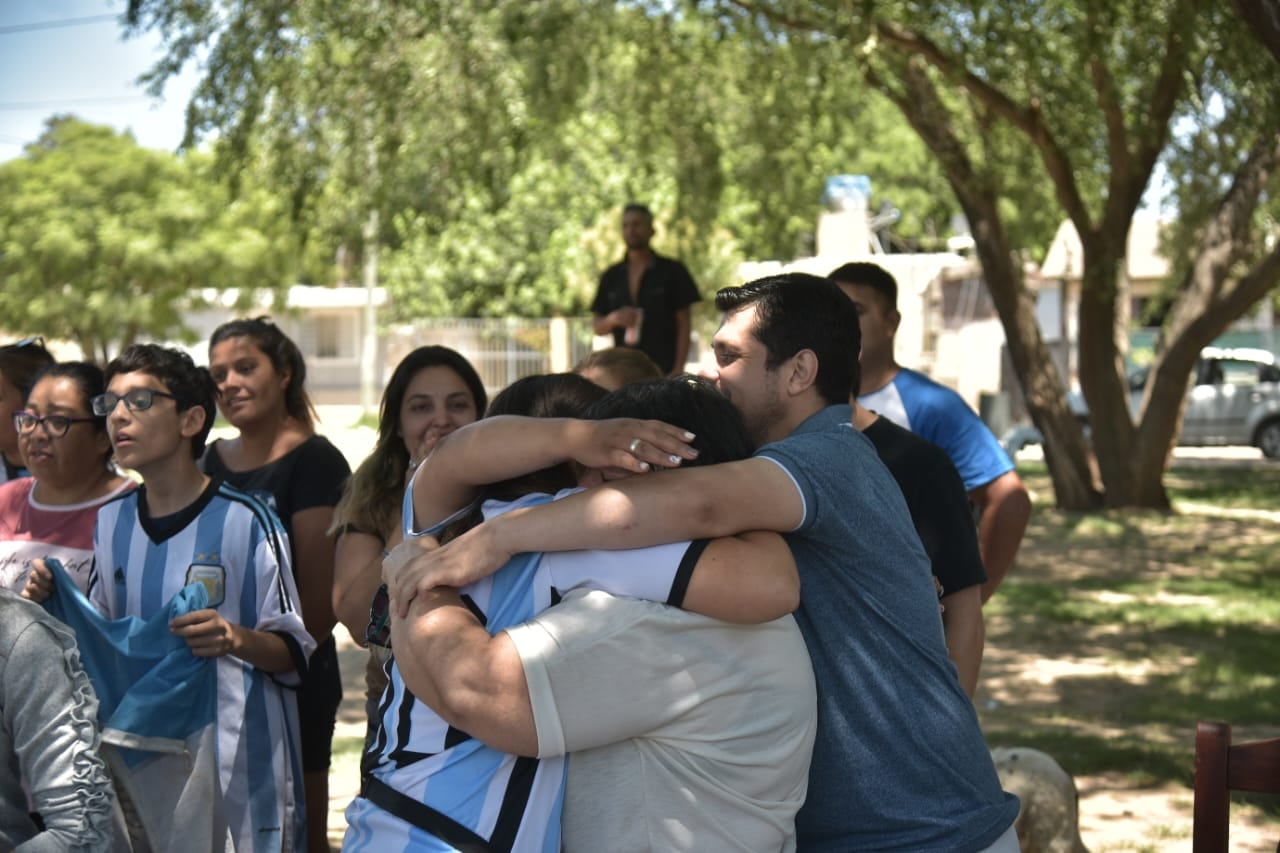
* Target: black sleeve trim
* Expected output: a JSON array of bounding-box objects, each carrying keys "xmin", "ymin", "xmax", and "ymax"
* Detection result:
[
  {"xmin": 268, "ymin": 630, "xmax": 309, "ymax": 689},
  {"xmin": 459, "ymin": 593, "xmax": 488, "ymax": 627},
  {"xmin": 667, "ymin": 539, "xmax": 710, "ymax": 608}
]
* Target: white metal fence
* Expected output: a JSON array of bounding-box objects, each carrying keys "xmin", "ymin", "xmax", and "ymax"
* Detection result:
[{"xmin": 386, "ymin": 317, "xmax": 600, "ymax": 398}]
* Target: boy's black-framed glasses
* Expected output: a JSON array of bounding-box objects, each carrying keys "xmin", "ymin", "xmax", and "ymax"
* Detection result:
[
  {"xmin": 13, "ymin": 411, "xmax": 97, "ymax": 438},
  {"xmin": 91, "ymin": 388, "xmax": 181, "ymax": 416}
]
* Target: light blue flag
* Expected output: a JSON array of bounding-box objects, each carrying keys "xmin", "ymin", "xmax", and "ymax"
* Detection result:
[{"xmin": 41, "ymin": 557, "xmax": 217, "ymax": 766}]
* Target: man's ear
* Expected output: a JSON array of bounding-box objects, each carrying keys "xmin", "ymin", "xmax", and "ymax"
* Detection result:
[
  {"xmin": 179, "ymin": 405, "xmax": 208, "ymax": 441},
  {"xmin": 785, "ymin": 349, "xmax": 820, "ymax": 397},
  {"xmin": 888, "ymin": 309, "xmax": 902, "ymax": 335}
]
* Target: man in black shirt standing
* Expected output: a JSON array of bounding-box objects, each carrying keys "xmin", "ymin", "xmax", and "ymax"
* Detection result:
[{"xmin": 591, "ymin": 204, "xmax": 700, "ymax": 375}]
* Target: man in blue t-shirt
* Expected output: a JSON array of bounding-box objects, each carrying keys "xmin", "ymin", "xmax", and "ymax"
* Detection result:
[
  {"xmin": 395, "ymin": 274, "xmax": 1021, "ymax": 852},
  {"xmin": 831, "ymin": 261, "xmax": 1031, "ymax": 602}
]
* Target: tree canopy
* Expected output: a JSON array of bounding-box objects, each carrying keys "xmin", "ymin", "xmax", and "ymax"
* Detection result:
[
  {"xmin": 122, "ymin": 0, "xmax": 981, "ymax": 322},
  {"xmin": 0, "ymin": 118, "xmax": 298, "ymax": 361},
  {"xmin": 120, "ymin": 0, "xmax": 1280, "ymax": 509}
]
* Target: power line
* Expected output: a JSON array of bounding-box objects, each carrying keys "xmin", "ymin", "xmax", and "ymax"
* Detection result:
[
  {"xmin": 0, "ymin": 96, "xmax": 152, "ymax": 111},
  {"xmin": 0, "ymin": 14, "xmax": 118, "ymax": 35}
]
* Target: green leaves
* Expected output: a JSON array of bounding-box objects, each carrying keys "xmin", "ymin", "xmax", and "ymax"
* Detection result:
[{"xmin": 0, "ymin": 118, "xmax": 297, "ymax": 360}]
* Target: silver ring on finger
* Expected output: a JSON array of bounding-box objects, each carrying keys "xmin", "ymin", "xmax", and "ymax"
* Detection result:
[{"xmin": 629, "ymin": 438, "xmax": 642, "ymax": 455}]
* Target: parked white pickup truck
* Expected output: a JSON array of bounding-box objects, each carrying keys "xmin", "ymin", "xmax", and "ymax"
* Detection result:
[{"xmin": 1003, "ymin": 347, "xmax": 1280, "ymax": 459}]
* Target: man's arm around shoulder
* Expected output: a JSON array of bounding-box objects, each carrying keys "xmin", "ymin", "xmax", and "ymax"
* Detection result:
[{"xmin": 398, "ymin": 456, "xmax": 806, "ymax": 597}]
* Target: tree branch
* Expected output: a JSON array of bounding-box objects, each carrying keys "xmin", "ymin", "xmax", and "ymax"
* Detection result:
[
  {"xmin": 1233, "ymin": 0, "xmax": 1280, "ymax": 65},
  {"xmin": 1083, "ymin": 4, "xmax": 1132, "ymax": 200},
  {"xmin": 1116, "ymin": 0, "xmax": 1195, "ymax": 226},
  {"xmin": 722, "ymin": 0, "xmax": 831, "ymax": 34},
  {"xmin": 1163, "ymin": 130, "xmax": 1280, "ymax": 346},
  {"xmin": 872, "ymin": 21, "xmax": 1093, "ymax": 233}
]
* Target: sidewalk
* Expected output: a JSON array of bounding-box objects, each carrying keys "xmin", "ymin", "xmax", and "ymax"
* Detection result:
[{"xmin": 326, "ymin": 626, "xmax": 369, "ymax": 846}]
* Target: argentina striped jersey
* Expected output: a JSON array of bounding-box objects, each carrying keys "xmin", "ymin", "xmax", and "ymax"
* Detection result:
[
  {"xmin": 343, "ymin": 489, "xmax": 703, "ymax": 852},
  {"xmin": 87, "ymin": 479, "xmax": 315, "ymax": 853}
]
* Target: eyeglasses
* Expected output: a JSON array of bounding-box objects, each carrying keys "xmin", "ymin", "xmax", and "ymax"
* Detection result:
[
  {"xmin": 13, "ymin": 411, "xmax": 97, "ymax": 438},
  {"xmin": 91, "ymin": 388, "xmax": 181, "ymax": 416},
  {"xmin": 364, "ymin": 583, "xmax": 392, "ymax": 649}
]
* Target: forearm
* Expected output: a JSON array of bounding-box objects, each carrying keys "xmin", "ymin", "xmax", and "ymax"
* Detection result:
[
  {"xmin": 413, "ymin": 417, "xmax": 582, "ymax": 529},
  {"xmin": 428, "ymin": 417, "xmax": 581, "ymax": 490},
  {"xmin": 940, "ymin": 587, "xmax": 985, "ymax": 698},
  {"xmin": 974, "ymin": 474, "xmax": 1032, "ymax": 602},
  {"xmin": 10, "ymin": 625, "xmax": 117, "ymax": 851},
  {"xmin": 489, "ymin": 479, "xmax": 709, "ymax": 556},
  {"xmin": 682, "ymin": 531, "xmax": 800, "ymax": 622},
  {"xmin": 232, "ymin": 626, "xmax": 297, "ymax": 674},
  {"xmin": 293, "ymin": 507, "xmax": 340, "ymax": 642},
  {"xmin": 592, "ymin": 313, "xmax": 618, "ymax": 335},
  {"xmin": 390, "ymin": 590, "xmax": 536, "ymax": 756},
  {"xmin": 333, "ymin": 532, "xmax": 387, "ymax": 643}
]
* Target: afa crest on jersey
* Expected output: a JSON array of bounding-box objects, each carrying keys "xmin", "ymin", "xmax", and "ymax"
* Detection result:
[{"xmin": 185, "ymin": 561, "xmax": 226, "ymax": 607}]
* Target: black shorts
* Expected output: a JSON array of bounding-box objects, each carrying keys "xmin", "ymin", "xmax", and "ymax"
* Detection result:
[{"xmin": 298, "ymin": 635, "xmax": 343, "ymax": 773}]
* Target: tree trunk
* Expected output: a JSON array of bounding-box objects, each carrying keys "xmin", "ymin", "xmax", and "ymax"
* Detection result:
[{"xmin": 967, "ymin": 213, "xmax": 1101, "ymax": 509}]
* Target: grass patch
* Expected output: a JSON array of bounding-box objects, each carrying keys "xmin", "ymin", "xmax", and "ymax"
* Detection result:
[
  {"xmin": 1018, "ymin": 459, "xmax": 1280, "ymax": 512},
  {"xmin": 980, "ymin": 460, "xmax": 1280, "ymax": 788}
]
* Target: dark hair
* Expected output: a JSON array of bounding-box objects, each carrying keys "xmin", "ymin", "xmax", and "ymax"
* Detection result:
[
  {"xmin": 828, "ymin": 261, "xmax": 899, "ymax": 314},
  {"xmin": 104, "ymin": 344, "xmax": 218, "ymax": 458},
  {"xmin": 0, "ymin": 338, "xmax": 56, "ymax": 400},
  {"xmin": 29, "ymin": 362, "xmax": 113, "ymax": 466},
  {"xmin": 331, "ymin": 347, "xmax": 487, "ymax": 539},
  {"xmin": 381, "ymin": 347, "xmax": 487, "ymax": 458},
  {"xmin": 209, "ymin": 317, "xmax": 316, "ymax": 427},
  {"xmin": 622, "ymin": 203, "xmax": 653, "ymax": 223},
  {"xmin": 574, "ymin": 347, "xmax": 663, "ymax": 389},
  {"xmin": 482, "ymin": 373, "xmax": 608, "ymax": 501},
  {"xmin": 586, "ymin": 376, "xmax": 754, "ymax": 465},
  {"xmin": 715, "ymin": 273, "xmax": 861, "ymax": 406}
]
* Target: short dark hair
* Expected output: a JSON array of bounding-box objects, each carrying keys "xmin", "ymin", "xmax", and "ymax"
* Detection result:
[
  {"xmin": 483, "ymin": 373, "xmax": 608, "ymax": 500},
  {"xmin": 30, "ymin": 361, "xmax": 114, "ymax": 466},
  {"xmin": 209, "ymin": 317, "xmax": 316, "ymax": 427},
  {"xmin": 0, "ymin": 338, "xmax": 56, "ymax": 400},
  {"xmin": 828, "ymin": 261, "xmax": 899, "ymax": 314},
  {"xmin": 586, "ymin": 376, "xmax": 755, "ymax": 465},
  {"xmin": 622, "ymin": 203, "xmax": 653, "ymax": 223},
  {"xmin": 104, "ymin": 344, "xmax": 218, "ymax": 458},
  {"xmin": 715, "ymin": 273, "xmax": 861, "ymax": 406}
]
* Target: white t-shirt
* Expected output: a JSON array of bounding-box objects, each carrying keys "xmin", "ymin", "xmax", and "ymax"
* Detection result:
[
  {"xmin": 347, "ymin": 492, "xmax": 705, "ymax": 853},
  {"xmin": 506, "ymin": 588, "xmax": 817, "ymax": 853}
]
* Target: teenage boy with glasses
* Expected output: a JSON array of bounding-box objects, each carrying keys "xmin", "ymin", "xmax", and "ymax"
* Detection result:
[{"xmin": 25, "ymin": 343, "xmax": 315, "ymax": 853}]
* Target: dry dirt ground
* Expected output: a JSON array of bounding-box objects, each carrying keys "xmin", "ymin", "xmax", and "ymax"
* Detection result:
[
  {"xmin": 973, "ymin": 495, "xmax": 1279, "ymax": 853},
  {"xmin": 325, "ymin": 631, "xmax": 1276, "ymax": 852}
]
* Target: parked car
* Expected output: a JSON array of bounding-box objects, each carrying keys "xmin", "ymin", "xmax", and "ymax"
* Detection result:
[{"xmin": 1002, "ymin": 347, "xmax": 1280, "ymax": 458}]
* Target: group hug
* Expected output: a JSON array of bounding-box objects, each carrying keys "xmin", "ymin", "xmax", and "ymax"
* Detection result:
[{"xmin": 0, "ymin": 271, "xmax": 1024, "ymax": 852}]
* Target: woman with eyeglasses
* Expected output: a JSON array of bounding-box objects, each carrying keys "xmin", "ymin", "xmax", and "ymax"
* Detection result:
[
  {"xmin": 329, "ymin": 346, "xmax": 487, "ymax": 752},
  {"xmin": 0, "ymin": 362, "xmax": 134, "ymax": 594},
  {"xmin": 202, "ymin": 317, "xmax": 350, "ymax": 853},
  {"xmin": 0, "ymin": 337, "xmax": 56, "ymax": 485}
]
